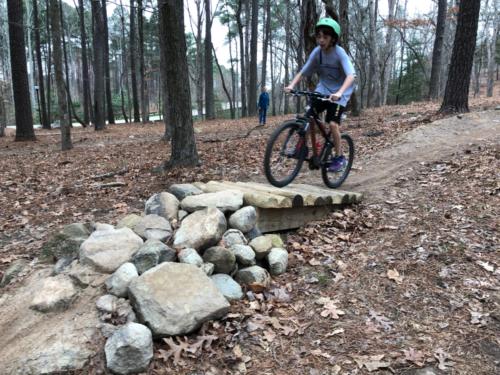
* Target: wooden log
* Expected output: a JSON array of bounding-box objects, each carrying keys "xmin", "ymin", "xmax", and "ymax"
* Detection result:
[
  {"xmin": 236, "ymin": 181, "xmax": 329, "ymax": 206},
  {"xmin": 256, "ymin": 205, "xmax": 334, "ymax": 232},
  {"xmin": 288, "ymin": 183, "xmax": 363, "ymax": 204}
]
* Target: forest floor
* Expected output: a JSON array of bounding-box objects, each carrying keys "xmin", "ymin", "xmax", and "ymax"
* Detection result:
[{"xmin": 0, "ymin": 93, "xmax": 499, "ymax": 374}]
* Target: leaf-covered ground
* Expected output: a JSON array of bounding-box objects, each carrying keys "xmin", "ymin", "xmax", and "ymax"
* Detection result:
[{"xmin": 0, "ymin": 94, "xmax": 499, "ymax": 374}]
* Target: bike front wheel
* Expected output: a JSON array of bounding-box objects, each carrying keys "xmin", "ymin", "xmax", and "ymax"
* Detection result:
[
  {"xmin": 321, "ymin": 134, "xmax": 354, "ymax": 188},
  {"xmin": 264, "ymin": 121, "xmax": 307, "ymax": 187}
]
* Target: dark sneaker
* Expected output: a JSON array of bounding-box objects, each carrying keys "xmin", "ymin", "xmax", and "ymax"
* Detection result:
[{"xmin": 327, "ymin": 155, "xmax": 347, "ymax": 172}]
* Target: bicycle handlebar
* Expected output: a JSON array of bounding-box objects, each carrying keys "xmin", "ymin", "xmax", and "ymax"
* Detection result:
[{"xmin": 288, "ymin": 90, "xmax": 331, "ymax": 100}]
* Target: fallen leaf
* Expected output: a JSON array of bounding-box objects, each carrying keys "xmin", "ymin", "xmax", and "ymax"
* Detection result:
[
  {"xmin": 387, "ymin": 269, "xmax": 403, "ymax": 284},
  {"xmin": 263, "ymin": 329, "xmax": 276, "ymax": 342},
  {"xmin": 403, "ymin": 348, "xmax": 425, "ymax": 367},
  {"xmin": 325, "ymin": 328, "xmax": 344, "ymax": 337},
  {"xmin": 233, "ymin": 344, "xmax": 243, "ymax": 359},
  {"xmin": 476, "ymin": 260, "xmax": 495, "ymax": 273},
  {"xmin": 320, "ymin": 301, "xmax": 345, "ymax": 320},
  {"xmin": 434, "ymin": 348, "xmax": 454, "ymax": 370},
  {"xmin": 353, "ymin": 354, "xmax": 390, "ymax": 372}
]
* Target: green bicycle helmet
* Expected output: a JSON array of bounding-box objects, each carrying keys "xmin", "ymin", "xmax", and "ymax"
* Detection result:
[{"xmin": 315, "ymin": 17, "xmax": 341, "ymax": 38}]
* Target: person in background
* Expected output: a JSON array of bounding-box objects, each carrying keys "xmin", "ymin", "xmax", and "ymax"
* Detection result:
[{"xmin": 258, "ymin": 86, "xmax": 270, "ymax": 126}]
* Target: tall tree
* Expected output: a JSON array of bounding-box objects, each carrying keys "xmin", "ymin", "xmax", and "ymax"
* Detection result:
[
  {"xmin": 7, "ymin": 0, "xmax": 35, "ymax": 141},
  {"xmin": 130, "ymin": 0, "xmax": 140, "ymax": 122},
  {"xmin": 247, "ymin": 0, "xmax": 258, "ymax": 116},
  {"xmin": 91, "ymin": 0, "xmax": 106, "ymax": 130},
  {"xmin": 260, "ymin": 0, "xmax": 271, "ymax": 89},
  {"xmin": 77, "ymin": 0, "xmax": 91, "ymax": 126},
  {"xmin": 49, "ymin": 0, "xmax": 72, "ymax": 149},
  {"xmin": 486, "ymin": 0, "xmax": 498, "ymax": 97},
  {"xmin": 235, "ymin": 1, "xmax": 247, "ymax": 116},
  {"xmin": 204, "ymin": 0, "xmax": 215, "ymax": 119},
  {"xmin": 138, "ymin": 0, "xmax": 149, "ymax": 123},
  {"xmin": 283, "ymin": 0, "xmax": 291, "ymax": 114},
  {"xmin": 158, "ymin": 0, "xmax": 198, "ymax": 167},
  {"xmin": 103, "ymin": 0, "xmax": 115, "ymax": 124},
  {"xmin": 33, "ymin": 0, "xmax": 50, "ymax": 129},
  {"xmin": 429, "ymin": 0, "xmax": 448, "ymax": 99},
  {"xmin": 368, "ymin": 0, "xmax": 382, "ymax": 107},
  {"xmin": 440, "ymin": 0, "xmax": 481, "ymax": 113}
]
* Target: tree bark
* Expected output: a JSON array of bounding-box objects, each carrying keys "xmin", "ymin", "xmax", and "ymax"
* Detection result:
[
  {"xmin": 284, "ymin": 0, "xmax": 290, "ymax": 114},
  {"xmin": 260, "ymin": 0, "xmax": 271, "ymax": 89},
  {"xmin": 77, "ymin": 0, "xmax": 91, "ymax": 125},
  {"xmin": 91, "ymin": 0, "xmax": 106, "ymax": 130},
  {"xmin": 33, "ymin": 0, "xmax": 50, "ymax": 130},
  {"xmin": 248, "ymin": 0, "xmax": 258, "ymax": 116},
  {"xmin": 236, "ymin": 2, "xmax": 247, "ymax": 117},
  {"xmin": 119, "ymin": 0, "xmax": 129, "ymax": 122},
  {"xmin": 429, "ymin": 0, "xmax": 448, "ymax": 99},
  {"xmin": 486, "ymin": 0, "xmax": 498, "ymax": 97},
  {"xmin": 7, "ymin": 0, "xmax": 35, "ymax": 141},
  {"xmin": 194, "ymin": 0, "xmax": 204, "ymax": 119},
  {"xmin": 102, "ymin": 0, "xmax": 115, "ymax": 124},
  {"xmin": 130, "ymin": 0, "xmax": 140, "ymax": 122},
  {"xmin": 204, "ymin": 0, "xmax": 215, "ymax": 119},
  {"xmin": 440, "ymin": 0, "xmax": 481, "ymax": 113},
  {"xmin": 158, "ymin": 0, "xmax": 198, "ymax": 167},
  {"xmin": 368, "ymin": 0, "xmax": 382, "ymax": 107},
  {"xmin": 138, "ymin": 0, "xmax": 148, "ymax": 123},
  {"xmin": 49, "ymin": 0, "xmax": 72, "ymax": 149}
]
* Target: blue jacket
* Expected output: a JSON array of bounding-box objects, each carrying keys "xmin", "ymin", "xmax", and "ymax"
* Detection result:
[{"xmin": 258, "ymin": 92, "xmax": 270, "ymax": 109}]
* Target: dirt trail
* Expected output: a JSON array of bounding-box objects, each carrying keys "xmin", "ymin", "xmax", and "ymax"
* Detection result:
[{"xmin": 291, "ymin": 110, "xmax": 500, "ymax": 199}]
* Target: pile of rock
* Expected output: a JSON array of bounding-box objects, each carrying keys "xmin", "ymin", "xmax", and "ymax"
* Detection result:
[{"xmin": 3, "ymin": 183, "xmax": 289, "ymax": 374}]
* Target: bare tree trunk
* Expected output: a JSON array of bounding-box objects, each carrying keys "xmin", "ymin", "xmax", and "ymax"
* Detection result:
[
  {"xmin": 130, "ymin": 0, "xmax": 140, "ymax": 122},
  {"xmin": 194, "ymin": 0, "xmax": 204, "ymax": 119},
  {"xmin": 368, "ymin": 0, "xmax": 382, "ymax": 107},
  {"xmin": 204, "ymin": 0, "xmax": 215, "ymax": 119},
  {"xmin": 213, "ymin": 47, "xmax": 235, "ymax": 118},
  {"xmin": 248, "ymin": 0, "xmax": 258, "ymax": 116},
  {"xmin": 429, "ymin": 0, "xmax": 448, "ymax": 99},
  {"xmin": 440, "ymin": 0, "xmax": 481, "ymax": 113},
  {"xmin": 158, "ymin": 0, "xmax": 198, "ymax": 167},
  {"xmin": 119, "ymin": 0, "xmax": 129, "ymax": 122},
  {"xmin": 381, "ymin": 0, "xmax": 396, "ymax": 105},
  {"xmin": 284, "ymin": 0, "xmax": 290, "ymax": 114},
  {"xmin": 260, "ymin": 0, "xmax": 271, "ymax": 88},
  {"xmin": 49, "ymin": 0, "xmax": 72, "ymax": 149},
  {"xmin": 228, "ymin": 29, "xmax": 237, "ymax": 119},
  {"xmin": 236, "ymin": 2, "xmax": 247, "ymax": 117},
  {"xmin": 45, "ymin": 0, "xmax": 52, "ymax": 126},
  {"xmin": 7, "ymin": 0, "xmax": 35, "ymax": 141},
  {"xmin": 486, "ymin": 0, "xmax": 498, "ymax": 97},
  {"xmin": 59, "ymin": 0, "xmax": 73, "ymax": 125},
  {"xmin": 33, "ymin": 0, "xmax": 50, "ymax": 129},
  {"xmin": 77, "ymin": 0, "xmax": 91, "ymax": 125},
  {"xmin": 91, "ymin": 0, "xmax": 106, "ymax": 130},
  {"xmin": 102, "ymin": 0, "xmax": 115, "ymax": 124},
  {"xmin": 0, "ymin": 83, "xmax": 7, "ymax": 137},
  {"xmin": 138, "ymin": 0, "xmax": 148, "ymax": 123}
]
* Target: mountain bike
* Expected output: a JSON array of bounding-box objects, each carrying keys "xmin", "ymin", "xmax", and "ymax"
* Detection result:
[{"xmin": 263, "ymin": 90, "xmax": 354, "ymax": 188}]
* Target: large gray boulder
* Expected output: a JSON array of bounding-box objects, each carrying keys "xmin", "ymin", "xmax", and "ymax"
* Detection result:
[
  {"xmin": 1, "ymin": 259, "xmax": 29, "ymax": 287},
  {"xmin": 221, "ymin": 229, "xmax": 247, "ymax": 247},
  {"xmin": 210, "ymin": 274, "xmax": 243, "ymax": 301},
  {"xmin": 133, "ymin": 214, "xmax": 172, "ymax": 242},
  {"xmin": 132, "ymin": 240, "xmax": 176, "ymax": 274},
  {"xmin": 231, "ymin": 244, "xmax": 256, "ymax": 266},
  {"xmin": 79, "ymin": 228, "xmax": 143, "ymax": 273},
  {"xmin": 30, "ymin": 275, "xmax": 78, "ymax": 312},
  {"xmin": 105, "ymin": 323, "xmax": 153, "ymax": 375},
  {"xmin": 144, "ymin": 192, "xmax": 179, "ymax": 222},
  {"xmin": 202, "ymin": 246, "xmax": 236, "ymax": 274},
  {"xmin": 116, "ymin": 214, "xmax": 142, "ymax": 230},
  {"xmin": 267, "ymin": 248, "xmax": 289, "ymax": 276},
  {"xmin": 249, "ymin": 235, "xmax": 273, "ymax": 260},
  {"xmin": 169, "ymin": 183, "xmax": 203, "ymax": 200},
  {"xmin": 228, "ymin": 206, "xmax": 257, "ymax": 232},
  {"xmin": 235, "ymin": 266, "xmax": 271, "ymax": 291},
  {"xmin": 40, "ymin": 223, "xmax": 90, "ymax": 263},
  {"xmin": 180, "ymin": 191, "xmax": 244, "ymax": 213},
  {"xmin": 128, "ymin": 262, "xmax": 230, "ymax": 337},
  {"xmin": 105, "ymin": 263, "xmax": 139, "ymax": 298},
  {"xmin": 178, "ymin": 248, "xmax": 204, "ymax": 267},
  {"xmin": 173, "ymin": 208, "xmax": 226, "ymax": 250}
]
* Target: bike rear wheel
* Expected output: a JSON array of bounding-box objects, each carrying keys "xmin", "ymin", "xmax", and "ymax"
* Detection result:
[
  {"xmin": 264, "ymin": 121, "xmax": 306, "ymax": 187},
  {"xmin": 321, "ymin": 134, "xmax": 354, "ymax": 188}
]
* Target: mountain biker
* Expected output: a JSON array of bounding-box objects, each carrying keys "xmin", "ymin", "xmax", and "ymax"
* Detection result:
[{"xmin": 285, "ymin": 17, "xmax": 355, "ymax": 172}]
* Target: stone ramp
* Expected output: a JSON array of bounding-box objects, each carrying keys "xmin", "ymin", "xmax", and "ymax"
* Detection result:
[{"xmin": 194, "ymin": 181, "xmax": 362, "ymax": 232}]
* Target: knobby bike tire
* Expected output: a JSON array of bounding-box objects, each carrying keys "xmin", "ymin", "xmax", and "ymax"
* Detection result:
[
  {"xmin": 264, "ymin": 121, "xmax": 306, "ymax": 187},
  {"xmin": 321, "ymin": 133, "xmax": 354, "ymax": 188}
]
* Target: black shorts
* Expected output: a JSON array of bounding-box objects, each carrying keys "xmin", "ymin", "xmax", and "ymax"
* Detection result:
[{"xmin": 305, "ymin": 97, "xmax": 345, "ymax": 124}]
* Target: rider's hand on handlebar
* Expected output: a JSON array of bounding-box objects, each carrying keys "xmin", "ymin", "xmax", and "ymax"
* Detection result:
[
  {"xmin": 284, "ymin": 85, "xmax": 294, "ymax": 93},
  {"xmin": 329, "ymin": 92, "xmax": 342, "ymax": 102}
]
